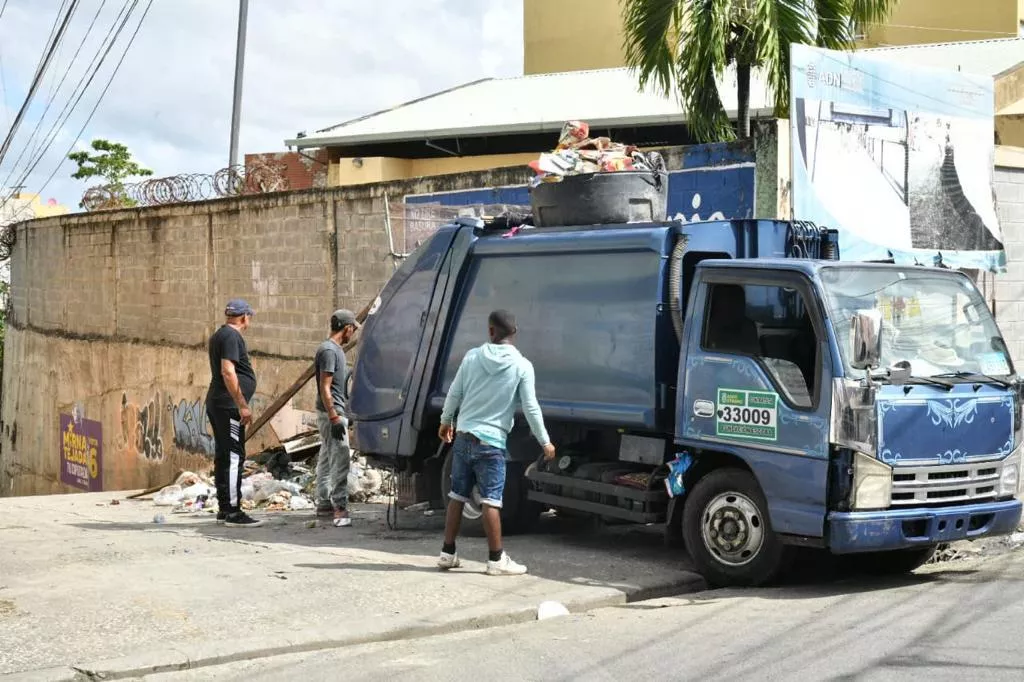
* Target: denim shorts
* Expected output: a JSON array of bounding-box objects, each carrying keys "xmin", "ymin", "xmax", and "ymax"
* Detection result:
[{"xmin": 448, "ymin": 433, "xmax": 507, "ymax": 508}]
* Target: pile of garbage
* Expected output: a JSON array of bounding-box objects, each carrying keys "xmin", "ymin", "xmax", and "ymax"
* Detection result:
[
  {"xmin": 528, "ymin": 120, "xmax": 666, "ymax": 187},
  {"xmin": 150, "ymin": 452, "xmax": 393, "ymax": 516}
]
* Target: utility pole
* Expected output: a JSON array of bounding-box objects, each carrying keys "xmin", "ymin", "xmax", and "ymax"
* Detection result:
[{"xmin": 228, "ymin": 0, "xmax": 248, "ymax": 170}]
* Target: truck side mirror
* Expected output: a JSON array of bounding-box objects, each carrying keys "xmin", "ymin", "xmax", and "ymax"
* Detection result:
[{"xmin": 851, "ymin": 309, "xmax": 883, "ymax": 371}]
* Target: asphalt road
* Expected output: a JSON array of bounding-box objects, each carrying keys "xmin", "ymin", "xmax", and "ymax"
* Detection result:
[{"xmin": 150, "ymin": 548, "xmax": 1024, "ymax": 682}]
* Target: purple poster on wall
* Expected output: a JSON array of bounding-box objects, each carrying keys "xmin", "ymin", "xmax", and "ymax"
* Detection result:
[{"xmin": 60, "ymin": 413, "xmax": 103, "ymax": 492}]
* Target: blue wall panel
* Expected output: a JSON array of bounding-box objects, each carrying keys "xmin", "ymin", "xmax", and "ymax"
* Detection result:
[{"xmin": 405, "ymin": 144, "xmax": 757, "ymax": 222}]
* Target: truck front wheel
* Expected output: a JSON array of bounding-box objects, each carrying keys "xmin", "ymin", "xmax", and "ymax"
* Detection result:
[{"xmin": 682, "ymin": 468, "xmax": 792, "ymax": 587}]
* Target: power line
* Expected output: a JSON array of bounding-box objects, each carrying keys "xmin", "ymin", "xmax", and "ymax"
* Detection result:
[
  {"xmin": 863, "ymin": 22, "xmax": 1021, "ymax": 37},
  {"xmin": 0, "ymin": 0, "xmax": 135, "ymax": 199},
  {"xmin": 0, "ymin": 0, "xmax": 81, "ymax": 170},
  {"xmin": 32, "ymin": 0, "xmax": 153, "ymax": 200},
  {"xmin": 6, "ymin": 0, "xmax": 111, "ymax": 185}
]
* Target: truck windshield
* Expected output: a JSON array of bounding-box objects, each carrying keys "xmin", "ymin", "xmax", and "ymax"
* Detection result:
[{"xmin": 820, "ymin": 266, "xmax": 1014, "ymax": 379}]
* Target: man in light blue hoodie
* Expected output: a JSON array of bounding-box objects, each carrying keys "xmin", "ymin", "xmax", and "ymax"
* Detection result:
[{"xmin": 437, "ymin": 309, "xmax": 556, "ymax": 576}]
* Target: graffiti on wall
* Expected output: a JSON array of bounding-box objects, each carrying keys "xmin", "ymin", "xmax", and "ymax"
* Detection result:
[
  {"xmin": 170, "ymin": 399, "xmax": 215, "ymax": 456},
  {"xmin": 119, "ymin": 391, "xmax": 270, "ymax": 461},
  {"xmin": 121, "ymin": 392, "xmax": 165, "ymax": 461},
  {"xmin": 120, "ymin": 392, "xmax": 220, "ymax": 461}
]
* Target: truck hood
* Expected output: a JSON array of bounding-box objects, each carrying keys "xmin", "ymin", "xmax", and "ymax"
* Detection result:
[{"xmin": 876, "ymin": 384, "xmax": 1015, "ymax": 466}]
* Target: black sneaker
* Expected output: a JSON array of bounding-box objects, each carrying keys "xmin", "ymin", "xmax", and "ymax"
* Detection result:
[
  {"xmin": 224, "ymin": 512, "xmax": 265, "ymax": 528},
  {"xmin": 216, "ymin": 511, "xmax": 227, "ymax": 524}
]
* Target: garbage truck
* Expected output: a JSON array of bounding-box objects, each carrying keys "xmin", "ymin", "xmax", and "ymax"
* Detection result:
[{"xmin": 349, "ymin": 214, "xmax": 1023, "ymax": 586}]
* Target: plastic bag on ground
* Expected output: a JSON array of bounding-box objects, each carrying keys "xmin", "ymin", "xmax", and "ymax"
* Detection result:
[
  {"xmin": 153, "ymin": 485, "xmax": 184, "ymax": 507},
  {"xmin": 253, "ymin": 479, "xmax": 303, "ymax": 504},
  {"xmin": 289, "ymin": 496, "xmax": 313, "ymax": 511},
  {"xmin": 181, "ymin": 482, "xmax": 215, "ymax": 502}
]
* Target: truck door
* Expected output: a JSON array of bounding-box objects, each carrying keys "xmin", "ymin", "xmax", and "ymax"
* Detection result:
[
  {"xmin": 350, "ymin": 226, "xmax": 459, "ymax": 456},
  {"xmin": 678, "ymin": 266, "xmax": 834, "ymax": 539}
]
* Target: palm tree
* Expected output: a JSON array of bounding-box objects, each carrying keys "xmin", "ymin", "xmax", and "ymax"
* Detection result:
[{"xmin": 622, "ymin": 0, "xmax": 898, "ymax": 142}]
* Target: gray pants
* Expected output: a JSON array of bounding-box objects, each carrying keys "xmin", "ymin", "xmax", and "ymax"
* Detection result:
[{"xmin": 316, "ymin": 412, "xmax": 351, "ymax": 510}]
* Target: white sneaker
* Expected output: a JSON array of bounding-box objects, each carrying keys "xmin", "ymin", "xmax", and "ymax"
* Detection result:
[
  {"xmin": 486, "ymin": 552, "xmax": 527, "ymax": 576},
  {"xmin": 437, "ymin": 551, "xmax": 461, "ymax": 570}
]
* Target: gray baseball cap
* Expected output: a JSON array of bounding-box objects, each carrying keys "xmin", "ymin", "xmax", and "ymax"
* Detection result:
[{"xmin": 331, "ymin": 309, "xmax": 360, "ymax": 329}]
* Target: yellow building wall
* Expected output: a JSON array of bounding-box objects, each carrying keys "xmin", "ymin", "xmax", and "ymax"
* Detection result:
[
  {"xmin": 523, "ymin": 0, "xmax": 626, "ymax": 75},
  {"xmin": 330, "ymin": 152, "xmax": 538, "ymax": 187},
  {"xmin": 859, "ymin": 0, "xmax": 1019, "ymax": 47},
  {"xmin": 997, "ymin": 115, "xmax": 1024, "ymax": 147},
  {"xmin": 520, "ymin": 0, "xmax": 1021, "ymax": 76}
]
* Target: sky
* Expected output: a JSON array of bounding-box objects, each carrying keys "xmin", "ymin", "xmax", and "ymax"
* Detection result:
[{"xmin": 0, "ymin": 0, "xmax": 524, "ymax": 211}]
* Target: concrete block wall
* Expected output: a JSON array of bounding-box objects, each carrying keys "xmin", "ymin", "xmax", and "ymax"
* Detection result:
[
  {"xmin": 0, "ymin": 164, "xmax": 534, "ymax": 496},
  {"xmin": 992, "ymin": 165, "xmax": 1024, "ymax": 367}
]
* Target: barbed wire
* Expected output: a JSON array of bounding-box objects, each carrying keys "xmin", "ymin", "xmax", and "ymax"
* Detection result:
[{"xmin": 81, "ymin": 159, "xmax": 291, "ymax": 210}]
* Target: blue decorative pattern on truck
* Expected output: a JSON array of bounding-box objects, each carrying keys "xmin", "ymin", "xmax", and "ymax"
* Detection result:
[
  {"xmin": 682, "ymin": 354, "xmax": 829, "ymax": 459},
  {"xmin": 876, "ymin": 386, "xmax": 1015, "ymax": 466}
]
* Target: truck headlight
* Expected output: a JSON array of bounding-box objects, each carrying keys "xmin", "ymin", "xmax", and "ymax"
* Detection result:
[
  {"xmin": 998, "ymin": 448, "xmax": 1021, "ymax": 498},
  {"xmin": 852, "ymin": 452, "xmax": 892, "ymax": 510}
]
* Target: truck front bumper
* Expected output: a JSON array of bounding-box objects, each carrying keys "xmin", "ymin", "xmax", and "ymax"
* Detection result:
[{"xmin": 828, "ymin": 499, "xmax": 1022, "ymax": 554}]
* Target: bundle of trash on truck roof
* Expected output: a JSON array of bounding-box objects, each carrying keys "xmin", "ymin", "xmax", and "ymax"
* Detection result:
[{"xmin": 528, "ymin": 120, "xmax": 666, "ymax": 187}]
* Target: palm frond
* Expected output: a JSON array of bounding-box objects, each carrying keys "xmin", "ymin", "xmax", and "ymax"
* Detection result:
[
  {"xmin": 622, "ymin": 0, "xmax": 686, "ymax": 95},
  {"xmin": 752, "ymin": 0, "xmax": 814, "ymax": 117},
  {"xmin": 850, "ymin": 0, "xmax": 900, "ymax": 26},
  {"xmin": 676, "ymin": 0, "xmax": 735, "ymax": 141},
  {"xmin": 814, "ymin": 0, "xmax": 854, "ymax": 49}
]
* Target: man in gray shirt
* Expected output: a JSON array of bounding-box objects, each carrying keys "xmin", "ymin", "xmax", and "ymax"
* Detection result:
[{"xmin": 314, "ymin": 309, "xmax": 359, "ymax": 527}]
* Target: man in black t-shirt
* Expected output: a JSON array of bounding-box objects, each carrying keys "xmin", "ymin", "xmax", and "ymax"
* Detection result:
[{"xmin": 205, "ymin": 299, "xmax": 262, "ymax": 527}]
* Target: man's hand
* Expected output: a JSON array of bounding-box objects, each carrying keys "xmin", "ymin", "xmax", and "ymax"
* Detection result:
[
  {"xmin": 438, "ymin": 423, "xmax": 454, "ymax": 444},
  {"xmin": 239, "ymin": 406, "xmax": 253, "ymax": 427},
  {"xmin": 542, "ymin": 442, "xmax": 556, "ymax": 461},
  {"xmin": 330, "ymin": 419, "xmax": 346, "ymax": 440}
]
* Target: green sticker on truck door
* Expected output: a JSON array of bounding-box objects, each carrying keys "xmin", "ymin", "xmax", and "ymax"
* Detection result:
[{"xmin": 716, "ymin": 389, "xmax": 778, "ymax": 441}]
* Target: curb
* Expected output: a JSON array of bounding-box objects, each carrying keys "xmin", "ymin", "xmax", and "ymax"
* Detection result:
[{"xmin": 4, "ymin": 575, "xmax": 705, "ymax": 681}]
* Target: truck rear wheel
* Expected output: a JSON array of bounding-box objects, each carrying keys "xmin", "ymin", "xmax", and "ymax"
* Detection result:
[
  {"xmin": 440, "ymin": 448, "xmax": 540, "ymax": 535},
  {"xmin": 682, "ymin": 468, "xmax": 792, "ymax": 587},
  {"xmin": 848, "ymin": 546, "xmax": 937, "ymax": 575}
]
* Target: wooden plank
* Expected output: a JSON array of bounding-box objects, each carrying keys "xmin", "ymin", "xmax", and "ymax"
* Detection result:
[{"xmin": 245, "ymin": 363, "xmax": 315, "ymax": 442}]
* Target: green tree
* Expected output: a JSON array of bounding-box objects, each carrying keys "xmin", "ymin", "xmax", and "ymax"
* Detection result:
[
  {"xmin": 68, "ymin": 139, "xmax": 153, "ymax": 207},
  {"xmin": 622, "ymin": 0, "xmax": 898, "ymax": 142}
]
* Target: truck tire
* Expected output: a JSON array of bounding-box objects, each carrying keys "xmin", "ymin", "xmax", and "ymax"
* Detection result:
[
  {"xmin": 848, "ymin": 546, "xmax": 937, "ymax": 576},
  {"xmin": 440, "ymin": 449, "xmax": 540, "ymax": 535},
  {"xmin": 682, "ymin": 468, "xmax": 792, "ymax": 587}
]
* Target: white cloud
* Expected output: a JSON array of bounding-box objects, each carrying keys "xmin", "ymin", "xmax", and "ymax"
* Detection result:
[{"xmin": 0, "ymin": 0, "xmax": 524, "ymax": 209}]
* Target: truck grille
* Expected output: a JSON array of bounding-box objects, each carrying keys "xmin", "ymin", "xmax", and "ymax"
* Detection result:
[{"xmin": 890, "ymin": 461, "xmax": 1002, "ymax": 507}]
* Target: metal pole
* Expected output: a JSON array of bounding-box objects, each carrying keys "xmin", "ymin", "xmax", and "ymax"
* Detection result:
[{"xmin": 228, "ymin": 0, "xmax": 248, "ymax": 169}]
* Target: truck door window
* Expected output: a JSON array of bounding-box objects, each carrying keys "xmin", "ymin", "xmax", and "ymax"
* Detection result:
[{"xmin": 701, "ymin": 281, "xmax": 819, "ymax": 409}]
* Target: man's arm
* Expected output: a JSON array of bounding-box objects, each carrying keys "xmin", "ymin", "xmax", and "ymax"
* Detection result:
[
  {"xmin": 220, "ymin": 358, "xmax": 252, "ymax": 425},
  {"xmin": 438, "ymin": 356, "xmax": 467, "ymax": 443},
  {"xmin": 319, "ymin": 372, "xmax": 338, "ymax": 420},
  {"xmin": 517, "ymin": 362, "xmax": 555, "ymax": 459}
]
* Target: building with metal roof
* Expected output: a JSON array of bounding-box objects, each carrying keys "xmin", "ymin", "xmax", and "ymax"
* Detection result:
[{"xmin": 285, "ymin": 37, "xmax": 1024, "ymax": 188}]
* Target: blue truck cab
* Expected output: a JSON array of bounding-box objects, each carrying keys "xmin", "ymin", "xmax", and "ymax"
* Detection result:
[{"xmin": 350, "ymin": 215, "xmax": 1023, "ymax": 586}]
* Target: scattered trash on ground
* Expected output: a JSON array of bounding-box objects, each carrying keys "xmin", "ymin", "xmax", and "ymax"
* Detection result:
[
  {"xmin": 146, "ymin": 448, "xmax": 393, "ymax": 517},
  {"xmin": 527, "ymin": 120, "xmax": 666, "ymax": 188}
]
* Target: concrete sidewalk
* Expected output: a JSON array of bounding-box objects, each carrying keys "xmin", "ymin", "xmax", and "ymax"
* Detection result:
[{"xmin": 0, "ymin": 492, "xmax": 703, "ymax": 680}]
